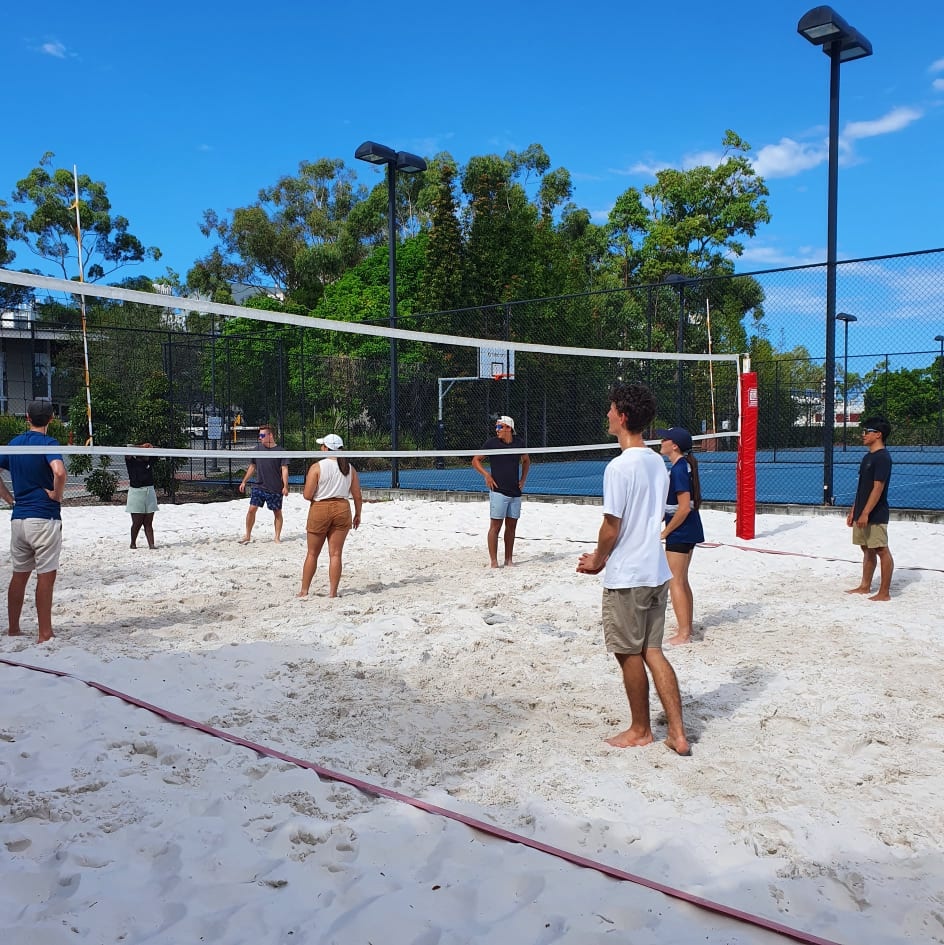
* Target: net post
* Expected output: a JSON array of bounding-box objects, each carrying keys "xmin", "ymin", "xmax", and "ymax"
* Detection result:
[{"xmin": 736, "ymin": 370, "xmax": 758, "ymax": 540}]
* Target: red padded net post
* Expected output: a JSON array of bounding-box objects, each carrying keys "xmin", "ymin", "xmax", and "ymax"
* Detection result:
[{"xmin": 736, "ymin": 371, "xmax": 758, "ymax": 540}]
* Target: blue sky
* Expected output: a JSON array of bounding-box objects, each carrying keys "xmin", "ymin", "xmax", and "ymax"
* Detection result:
[{"xmin": 3, "ymin": 1, "xmax": 943, "ymax": 357}]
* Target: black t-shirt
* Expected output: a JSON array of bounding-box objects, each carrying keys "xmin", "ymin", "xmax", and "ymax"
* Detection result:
[
  {"xmin": 125, "ymin": 455, "xmax": 155, "ymax": 489},
  {"xmin": 853, "ymin": 447, "xmax": 892, "ymax": 524},
  {"xmin": 480, "ymin": 434, "xmax": 526, "ymax": 497}
]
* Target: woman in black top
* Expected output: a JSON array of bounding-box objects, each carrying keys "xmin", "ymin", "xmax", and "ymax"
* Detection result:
[{"xmin": 125, "ymin": 444, "xmax": 158, "ymax": 549}]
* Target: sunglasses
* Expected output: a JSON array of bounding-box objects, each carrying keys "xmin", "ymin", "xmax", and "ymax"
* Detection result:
[{"xmin": 259, "ymin": 432, "xmax": 268, "ymax": 439}]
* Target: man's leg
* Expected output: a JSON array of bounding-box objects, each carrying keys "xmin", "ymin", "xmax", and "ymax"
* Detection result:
[
  {"xmin": 273, "ymin": 508, "xmax": 283, "ymax": 543},
  {"xmin": 871, "ymin": 546, "xmax": 894, "ymax": 601},
  {"xmin": 605, "ymin": 653, "xmax": 653, "ymax": 748},
  {"xmin": 35, "ymin": 570, "xmax": 57, "ymax": 643},
  {"xmin": 7, "ymin": 571, "xmax": 30, "ymax": 636},
  {"xmin": 643, "ymin": 648, "xmax": 691, "ymax": 755},
  {"xmin": 241, "ymin": 505, "xmax": 259, "ymax": 543},
  {"xmin": 486, "ymin": 519, "xmax": 503, "ymax": 568},
  {"xmin": 503, "ymin": 516, "xmax": 518, "ymax": 565},
  {"xmin": 847, "ymin": 546, "xmax": 877, "ymax": 594}
]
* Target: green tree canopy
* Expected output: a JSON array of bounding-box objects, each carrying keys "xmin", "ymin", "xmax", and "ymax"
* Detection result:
[{"xmin": 10, "ymin": 152, "xmax": 160, "ymax": 281}]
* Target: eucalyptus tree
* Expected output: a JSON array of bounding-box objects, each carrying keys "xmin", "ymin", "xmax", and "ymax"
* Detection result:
[{"xmin": 10, "ymin": 152, "xmax": 160, "ymax": 281}]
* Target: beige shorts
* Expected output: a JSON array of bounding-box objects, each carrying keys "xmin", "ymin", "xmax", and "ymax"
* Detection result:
[
  {"xmin": 601, "ymin": 583, "xmax": 669, "ymax": 654},
  {"xmin": 306, "ymin": 498, "xmax": 352, "ymax": 538},
  {"xmin": 10, "ymin": 518, "xmax": 63, "ymax": 574},
  {"xmin": 852, "ymin": 523, "xmax": 888, "ymax": 549}
]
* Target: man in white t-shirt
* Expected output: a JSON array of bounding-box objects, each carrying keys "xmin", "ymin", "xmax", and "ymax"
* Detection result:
[{"xmin": 577, "ymin": 383, "xmax": 690, "ymax": 756}]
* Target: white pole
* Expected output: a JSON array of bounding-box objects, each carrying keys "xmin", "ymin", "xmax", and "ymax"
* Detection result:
[
  {"xmin": 705, "ymin": 298, "xmax": 717, "ymax": 437},
  {"xmin": 72, "ymin": 165, "xmax": 94, "ymax": 445}
]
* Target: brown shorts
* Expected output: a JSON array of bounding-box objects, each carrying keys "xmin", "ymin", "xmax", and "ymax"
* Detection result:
[
  {"xmin": 852, "ymin": 523, "xmax": 888, "ymax": 549},
  {"xmin": 306, "ymin": 498, "xmax": 351, "ymax": 537},
  {"xmin": 601, "ymin": 583, "xmax": 669, "ymax": 655}
]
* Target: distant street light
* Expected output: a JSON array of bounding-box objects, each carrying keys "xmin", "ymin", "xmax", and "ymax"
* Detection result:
[
  {"xmin": 935, "ymin": 334, "xmax": 944, "ymax": 445},
  {"xmin": 798, "ymin": 6, "xmax": 873, "ymax": 503},
  {"xmin": 354, "ymin": 141, "xmax": 428, "ymax": 488},
  {"xmin": 836, "ymin": 312, "xmax": 856, "ymax": 450}
]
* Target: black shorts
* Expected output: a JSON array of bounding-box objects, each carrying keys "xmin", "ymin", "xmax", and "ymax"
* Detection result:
[{"xmin": 665, "ymin": 541, "xmax": 697, "ymax": 555}]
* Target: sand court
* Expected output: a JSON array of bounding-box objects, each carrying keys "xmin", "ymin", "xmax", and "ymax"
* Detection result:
[{"xmin": 1, "ymin": 496, "xmax": 942, "ymax": 944}]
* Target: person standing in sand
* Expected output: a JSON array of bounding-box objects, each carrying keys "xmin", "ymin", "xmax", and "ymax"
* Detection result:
[
  {"xmin": 846, "ymin": 417, "xmax": 894, "ymax": 601},
  {"xmin": 238, "ymin": 424, "xmax": 289, "ymax": 544},
  {"xmin": 125, "ymin": 443, "xmax": 158, "ymax": 549},
  {"xmin": 577, "ymin": 383, "xmax": 690, "ymax": 756},
  {"xmin": 0, "ymin": 399, "xmax": 67, "ymax": 643},
  {"xmin": 297, "ymin": 434, "xmax": 362, "ymax": 599},
  {"xmin": 471, "ymin": 415, "xmax": 530, "ymax": 568},
  {"xmin": 657, "ymin": 427, "xmax": 705, "ymax": 645}
]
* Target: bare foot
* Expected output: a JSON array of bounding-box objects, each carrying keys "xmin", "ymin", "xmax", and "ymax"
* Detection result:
[
  {"xmin": 38, "ymin": 631, "xmax": 54, "ymax": 644},
  {"xmin": 274, "ymin": 538, "xmax": 281, "ymax": 544},
  {"xmin": 504, "ymin": 560, "xmax": 515, "ymax": 567},
  {"xmin": 295, "ymin": 591, "xmax": 309, "ymax": 599},
  {"xmin": 130, "ymin": 543, "xmax": 137, "ymax": 549},
  {"xmin": 489, "ymin": 561, "xmax": 499, "ymax": 569},
  {"xmin": 845, "ymin": 586, "xmax": 871, "ymax": 594},
  {"xmin": 665, "ymin": 735, "xmax": 692, "ymax": 756},
  {"xmin": 869, "ymin": 592, "xmax": 891, "ymax": 601},
  {"xmin": 604, "ymin": 728, "xmax": 654, "ymax": 748},
  {"xmin": 238, "ymin": 537, "xmax": 251, "ymax": 545},
  {"xmin": 668, "ymin": 633, "xmax": 692, "ymax": 646},
  {"xmin": 8, "ymin": 629, "xmax": 21, "ymax": 636}
]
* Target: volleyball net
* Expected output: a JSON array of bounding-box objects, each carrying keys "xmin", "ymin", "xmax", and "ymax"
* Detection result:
[{"xmin": 0, "ymin": 267, "xmax": 749, "ymax": 507}]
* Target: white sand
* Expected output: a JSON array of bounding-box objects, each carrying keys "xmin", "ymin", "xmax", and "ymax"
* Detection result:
[{"xmin": 1, "ymin": 495, "xmax": 942, "ymax": 944}]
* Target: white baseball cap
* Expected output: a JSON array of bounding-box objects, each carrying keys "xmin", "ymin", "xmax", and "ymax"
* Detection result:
[
  {"xmin": 316, "ymin": 433, "xmax": 344, "ymax": 450},
  {"xmin": 496, "ymin": 415, "xmax": 515, "ymax": 431}
]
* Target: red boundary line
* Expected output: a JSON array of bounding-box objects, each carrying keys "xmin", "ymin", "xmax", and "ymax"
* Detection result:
[
  {"xmin": 0, "ymin": 656, "xmax": 845, "ymax": 945},
  {"xmin": 701, "ymin": 541, "xmax": 944, "ymax": 573}
]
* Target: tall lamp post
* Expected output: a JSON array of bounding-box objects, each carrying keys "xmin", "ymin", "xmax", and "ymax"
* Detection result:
[
  {"xmin": 798, "ymin": 6, "xmax": 873, "ymax": 504},
  {"xmin": 354, "ymin": 141, "xmax": 428, "ymax": 488},
  {"xmin": 664, "ymin": 273, "xmax": 687, "ymax": 426},
  {"xmin": 935, "ymin": 334, "xmax": 944, "ymax": 445},
  {"xmin": 836, "ymin": 312, "xmax": 856, "ymax": 450}
]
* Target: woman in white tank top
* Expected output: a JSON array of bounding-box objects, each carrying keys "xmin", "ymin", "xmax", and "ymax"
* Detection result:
[{"xmin": 297, "ymin": 434, "xmax": 362, "ymax": 598}]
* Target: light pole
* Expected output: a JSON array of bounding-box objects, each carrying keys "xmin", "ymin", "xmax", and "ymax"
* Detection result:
[
  {"xmin": 354, "ymin": 141, "xmax": 428, "ymax": 488},
  {"xmin": 836, "ymin": 312, "xmax": 856, "ymax": 450},
  {"xmin": 935, "ymin": 334, "xmax": 944, "ymax": 445},
  {"xmin": 664, "ymin": 273, "xmax": 687, "ymax": 426},
  {"xmin": 798, "ymin": 6, "xmax": 873, "ymax": 504}
]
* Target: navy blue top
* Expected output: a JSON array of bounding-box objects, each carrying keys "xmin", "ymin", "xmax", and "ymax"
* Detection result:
[
  {"xmin": 853, "ymin": 448, "xmax": 892, "ymax": 524},
  {"xmin": 479, "ymin": 435, "xmax": 527, "ymax": 497},
  {"xmin": 664, "ymin": 458, "xmax": 704, "ymax": 544},
  {"xmin": 0, "ymin": 431, "xmax": 64, "ymax": 520}
]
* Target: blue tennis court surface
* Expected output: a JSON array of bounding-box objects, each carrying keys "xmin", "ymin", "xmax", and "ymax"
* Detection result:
[{"xmin": 350, "ymin": 446, "xmax": 944, "ymax": 510}]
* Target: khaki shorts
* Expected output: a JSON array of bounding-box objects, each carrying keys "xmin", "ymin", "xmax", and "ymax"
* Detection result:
[
  {"xmin": 852, "ymin": 523, "xmax": 888, "ymax": 549},
  {"xmin": 601, "ymin": 583, "xmax": 669, "ymax": 655},
  {"xmin": 10, "ymin": 518, "xmax": 63, "ymax": 574},
  {"xmin": 306, "ymin": 498, "xmax": 351, "ymax": 537}
]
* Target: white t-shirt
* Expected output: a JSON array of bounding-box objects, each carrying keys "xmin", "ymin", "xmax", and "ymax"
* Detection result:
[
  {"xmin": 314, "ymin": 457, "xmax": 353, "ymax": 500},
  {"xmin": 602, "ymin": 446, "xmax": 671, "ymax": 589}
]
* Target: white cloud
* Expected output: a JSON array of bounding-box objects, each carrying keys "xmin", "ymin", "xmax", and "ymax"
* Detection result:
[
  {"xmin": 40, "ymin": 41, "xmax": 68, "ymax": 58},
  {"xmin": 843, "ymin": 106, "xmax": 923, "ymax": 141},
  {"xmin": 752, "ymin": 138, "xmax": 825, "ymax": 179},
  {"xmin": 933, "ymin": 78, "xmax": 944, "ymax": 92},
  {"xmin": 930, "ymin": 58, "xmax": 944, "ymax": 73},
  {"xmin": 682, "ymin": 149, "xmax": 724, "ymax": 170},
  {"xmin": 609, "ymin": 161, "xmax": 663, "ymax": 177},
  {"xmin": 738, "ymin": 244, "xmax": 825, "ymax": 267}
]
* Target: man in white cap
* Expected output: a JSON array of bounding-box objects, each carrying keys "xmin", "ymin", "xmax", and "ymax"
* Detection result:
[{"xmin": 472, "ymin": 415, "xmax": 530, "ymax": 568}]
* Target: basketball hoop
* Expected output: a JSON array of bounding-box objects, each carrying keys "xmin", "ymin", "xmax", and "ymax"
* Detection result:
[{"xmin": 492, "ymin": 373, "xmax": 514, "ymax": 382}]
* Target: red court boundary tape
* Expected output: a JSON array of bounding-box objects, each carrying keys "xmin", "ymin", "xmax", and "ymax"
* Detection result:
[
  {"xmin": 701, "ymin": 541, "xmax": 944, "ymax": 574},
  {"xmin": 1, "ymin": 655, "xmax": 844, "ymax": 945}
]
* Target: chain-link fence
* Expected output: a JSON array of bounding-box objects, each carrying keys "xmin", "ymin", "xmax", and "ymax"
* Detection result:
[{"xmin": 3, "ymin": 247, "xmax": 943, "ymax": 508}]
